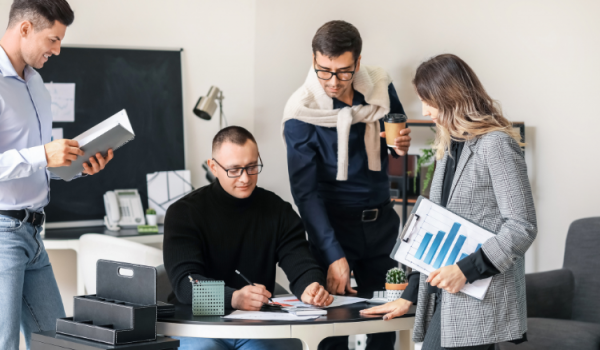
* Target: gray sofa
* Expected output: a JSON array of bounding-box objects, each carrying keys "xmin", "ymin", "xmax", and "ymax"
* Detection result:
[{"xmin": 498, "ymin": 217, "xmax": 600, "ymax": 349}]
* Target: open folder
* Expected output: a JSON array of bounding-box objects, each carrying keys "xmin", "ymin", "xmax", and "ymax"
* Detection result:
[
  {"xmin": 391, "ymin": 196, "xmax": 495, "ymax": 300},
  {"xmin": 49, "ymin": 110, "xmax": 134, "ymax": 181}
]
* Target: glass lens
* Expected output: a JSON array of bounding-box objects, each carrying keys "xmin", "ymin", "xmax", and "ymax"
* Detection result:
[
  {"xmin": 337, "ymin": 72, "xmax": 354, "ymax": 81},
  {"xmin": 316, "ymin": 70, "xmax": 333, "ymax": 80},
  {"xmin": 246, "ymin": 165, "xmax": 262, "ymax": 175},
  {"xmin": 227, "ymin": 168, "xmax": 243, "ymax": 177}
]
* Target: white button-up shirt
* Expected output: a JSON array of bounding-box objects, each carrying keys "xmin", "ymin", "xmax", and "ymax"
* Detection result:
[{"xmin": 0, "ymin": 46, "xmax": 52, "ymax": 211}]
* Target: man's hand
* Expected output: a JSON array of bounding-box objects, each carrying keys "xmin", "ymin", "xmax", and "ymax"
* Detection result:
[
  {"xmin": 427, "ymin": 264, "xmax": 467, "ymax": 294},
  {"xmin": 301, "ymin": 282, "xmax": 334, "ymax": 307},
  {"xmin": 82, "ymin": 149, "xmax": 114, "ymax": 175},
  {"xmin": 44, "ymin": 139, "xmax": 84, "ymax": 168},
  {"xmin": 231, "ymin": 284, "xmax": 272, "ymax": 311},
  {"xmin": 327, "ymin": 257, "xmax": 357, "ymax": 295},
  {"xmin": 380, "ymin": 127, "xmax": 412, "ymax": 156},
  {"xmin": 360, "ymin": 298, "xmax": 412, "ymax": 320}
]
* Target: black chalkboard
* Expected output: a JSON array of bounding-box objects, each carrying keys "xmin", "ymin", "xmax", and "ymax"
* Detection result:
[{"xmin": 38, "ymin": 46, "xmax": 184, "ymax": 224}]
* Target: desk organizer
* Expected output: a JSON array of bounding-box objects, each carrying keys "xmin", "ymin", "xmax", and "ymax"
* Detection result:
[
  {"xmin": 32, "ymin": 330, "xmax": 179, "ymax": 350},
  {"xmin": 192, "ymin": 280, "xmax": 224, "ymax": 316},
  {"xmin": 56, "ymin": 260, "xmax": 158, "ymax": 345}
]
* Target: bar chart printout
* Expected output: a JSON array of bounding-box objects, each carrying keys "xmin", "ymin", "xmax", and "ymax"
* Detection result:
[{"xmin": 392, "ymin": 198, "xmax": 495, "ymax": 300}]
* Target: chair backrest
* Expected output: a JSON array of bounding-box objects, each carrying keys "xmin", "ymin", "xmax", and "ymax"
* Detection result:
[
  {"xmin": 79, "ymin": 234, "xmax": 164, "ymax": 295},
  {"xmin": 562, "ymin": 217, "xmax": 600, "ymax": 323}
]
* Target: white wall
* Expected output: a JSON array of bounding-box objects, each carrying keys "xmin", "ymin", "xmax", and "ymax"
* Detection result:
[{"xmin": 255, "ymin": 0, "xmax": 600, "ymax": 273}]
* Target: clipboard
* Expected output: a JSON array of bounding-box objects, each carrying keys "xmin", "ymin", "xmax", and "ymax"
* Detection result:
[{"xmin": 391, "ymin": 196, "xmax": 495, "ymax": 300}]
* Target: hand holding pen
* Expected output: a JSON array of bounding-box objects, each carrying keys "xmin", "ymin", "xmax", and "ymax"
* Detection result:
[{"xmin": 231, "ymin": 270, "xmax": 274, "ymax": 311}]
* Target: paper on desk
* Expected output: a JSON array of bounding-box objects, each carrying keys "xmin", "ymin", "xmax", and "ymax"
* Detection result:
[
  {"xmin": 45, "ymin": 83, "xmax": 75, "ymax": 122},
  {"xmin": 271, "ymin": 295, "xmax": 367, "ymax": 309},
  {"xmin": 146, "ymin": 170, "xmax": 193, "ymax": 224},
  {"xmin": 223, "ymin": 310, "xmax": 320, "ymax": 321}
]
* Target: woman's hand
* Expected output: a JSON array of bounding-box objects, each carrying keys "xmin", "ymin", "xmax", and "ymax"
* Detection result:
[
  {"xmin": 427, "ymin": 265, "xmax": 467, "ymax": 294},
  {"xmin": 360, "ymin": 298, "xmax": 413, "ymax": 321}
]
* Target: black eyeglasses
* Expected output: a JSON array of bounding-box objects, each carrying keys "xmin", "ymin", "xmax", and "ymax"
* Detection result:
[
  {"xmin": 314, "ymin": 60, "xmax": 357, "ymax": 81},
  {"xmin": 212, "ymin": 156, "xmax": 263, "ymax": 178}
]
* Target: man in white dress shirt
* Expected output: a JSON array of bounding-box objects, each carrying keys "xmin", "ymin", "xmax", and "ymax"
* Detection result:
[{"xmin": 0, "ymin": 1, "xmax": 113, "ymax": 348}]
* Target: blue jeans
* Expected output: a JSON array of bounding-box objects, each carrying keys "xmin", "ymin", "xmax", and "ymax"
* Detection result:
[
  {"xmin": 0, "ymin": 213, "xmax": 65, "ymax": 350},
  {"xmin": 174, "ymin": 337, "xmax": 302, "ymax": 350}
]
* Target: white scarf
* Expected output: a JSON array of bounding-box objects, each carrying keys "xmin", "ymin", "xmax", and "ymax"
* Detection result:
[{"xmin": 282, "ymin": 65, "xmax": 392, "ymax": 181}]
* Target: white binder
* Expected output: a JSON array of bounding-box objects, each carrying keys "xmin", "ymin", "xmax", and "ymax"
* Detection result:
[{"xmin": 49, "ymin": 110, "xmax": 134, "ymax": 181}]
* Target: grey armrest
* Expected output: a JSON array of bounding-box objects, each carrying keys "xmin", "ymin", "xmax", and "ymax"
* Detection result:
[{"xmin": 526, "ymin": 268, "xmax": 574, "ymax": 320}]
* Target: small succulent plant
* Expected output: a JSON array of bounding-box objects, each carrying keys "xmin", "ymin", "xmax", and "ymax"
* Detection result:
[
  {"xmin": 146, "ymin": 208, "xmax": 156, "ymax": 215},
  {"xmin": 386, "ymin": 267, "xmax": 407, "ymax": 284}
]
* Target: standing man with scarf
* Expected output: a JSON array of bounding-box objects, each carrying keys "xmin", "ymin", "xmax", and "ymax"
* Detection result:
[{"xmin": 282, "ymin": 20, "xmax": 411, "ymax": 350}]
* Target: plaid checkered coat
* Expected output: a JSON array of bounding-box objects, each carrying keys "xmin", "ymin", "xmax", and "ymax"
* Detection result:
[{"xmin": 412, "ymin": 131, "xmax": 537, "ymax": 347}]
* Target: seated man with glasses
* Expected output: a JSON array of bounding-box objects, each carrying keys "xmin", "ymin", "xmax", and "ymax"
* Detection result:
[
  {"xmin": 163, "ymin": 126, "xmax": 332, "ymax": 350},
  {"xmin": 282, "ymin": 20, "xmax": 412, "ymax": 350}
]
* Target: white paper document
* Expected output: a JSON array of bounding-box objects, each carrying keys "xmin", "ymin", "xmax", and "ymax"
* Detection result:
[
  {"xmin": 49, "ymin": 109, "xmax": 134, "ymax": 181},
  {"xmin": 45, "ymin": 83, "xmax": 75, "ymax": 122},
  {"xmin": 271, "ymin": 295, "xmax": 367, "ymax": 309},
  {"xmin": 146, "ymin": 170, "xmax": 193, "ymax": 224},
  {"xmin": 392, "ymin": 197, "xmax": 494, "ymax": 300},
  {"xmin": 222, "ymin": 310, "xmax": 319, "ymax": 321}
]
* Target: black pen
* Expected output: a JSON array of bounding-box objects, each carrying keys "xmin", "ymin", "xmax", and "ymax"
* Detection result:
[{"xmin": 235, "ymin": 270, "xmax": 274, "ymax": 303}]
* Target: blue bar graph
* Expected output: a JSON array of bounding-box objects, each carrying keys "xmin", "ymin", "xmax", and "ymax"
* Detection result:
[
  {"xmin": 476, "ymin": 244, "xmax": 482, "ymax": 251},
  {"xmin": 433, "ymin": 223, "xmax": 462, "ymax": 268},
  {"xmin": 445, "ymin": 235, "xmax": 467, "ymax": 266},
  {"xmin": 459, "ymin": 253, "xmax": 468, "ymax": 261},
  {"xmin": 415, "ymin": 233, "xmax": 433, "ymax": 260},
  {"xmin": 424, "ymin": 231, "xmax": 445, "ymax": 264}
]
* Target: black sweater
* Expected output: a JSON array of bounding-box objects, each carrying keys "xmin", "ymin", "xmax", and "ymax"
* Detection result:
[{"xmin": 163, "ymin": 180, "xmax": 325, "ymax": 309}]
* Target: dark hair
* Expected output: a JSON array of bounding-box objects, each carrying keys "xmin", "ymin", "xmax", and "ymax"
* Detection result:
[
  {"xmin": 212, "ymin": 126, "xmax": 258, "ymax": 155},
  {"xmin": 312, "ymin": 20, "xmax": 362, "ymax": 60},
  {"xmin": 8, "ymin": 0, "xmax": 74, "ymax": 30}
]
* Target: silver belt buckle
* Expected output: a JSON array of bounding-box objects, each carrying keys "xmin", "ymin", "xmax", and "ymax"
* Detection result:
[{"xmin": 361, "ymin": 208, "xmax": 379, "ymax": 222}]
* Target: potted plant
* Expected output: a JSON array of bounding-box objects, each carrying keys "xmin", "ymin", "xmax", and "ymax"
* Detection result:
[
  {"xmin": 145, "ymin": 208, "xmax": 157, "ymax": 226},
  {"xmin": 385, "ymin": 267, "xmax": 408, "ymax": 302}
]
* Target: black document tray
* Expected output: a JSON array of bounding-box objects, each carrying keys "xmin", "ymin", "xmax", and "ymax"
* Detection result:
[{"xmin": 56, "ymin": 260, "xmax": 158, "ymax": 345}]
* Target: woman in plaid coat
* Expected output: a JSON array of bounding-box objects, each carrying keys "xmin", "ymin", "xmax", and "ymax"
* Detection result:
[{"xmin": 361, "ymin": 54, "xmax": 537, "ymax": 350}]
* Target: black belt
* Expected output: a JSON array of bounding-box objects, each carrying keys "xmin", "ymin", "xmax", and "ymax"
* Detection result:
[
  {"xmin": 325, "ymin": 200, "xmax": 392, "ymax": 223},
  {"xmin": 0, "ymin": 210, "xmax": 45, "ymax": 226}
]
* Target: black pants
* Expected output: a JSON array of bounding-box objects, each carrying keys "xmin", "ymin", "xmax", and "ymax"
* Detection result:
[
  {"xmin": 312, "ymin": 201, "xmax": 400, "ymax": 350},
  {"xmin": 422, "ymin": 291, "xmax": 495, "ymax": 350}
]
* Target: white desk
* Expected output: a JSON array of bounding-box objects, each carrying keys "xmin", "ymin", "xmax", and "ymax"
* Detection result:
[
  {"xmin": 157, "ymin": 303, "xmax": 416, "ymax": 350},
  {"xmin": 43, "ymin": 226, "xmax": 163, "ymax": 295}
]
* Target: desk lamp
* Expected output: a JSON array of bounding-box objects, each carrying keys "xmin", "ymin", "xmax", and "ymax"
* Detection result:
[{"xmin": 193, "ymin": 86, "xmax": 228, "ymax": 129}]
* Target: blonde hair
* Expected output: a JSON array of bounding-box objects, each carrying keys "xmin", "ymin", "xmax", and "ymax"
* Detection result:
[{"xmin": 413, "ymin": 54, "xmax": 522, "ymax": 160}]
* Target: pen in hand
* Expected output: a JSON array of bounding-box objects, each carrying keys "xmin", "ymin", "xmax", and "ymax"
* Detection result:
[{"xmin": 235, "ymin": 270, "xmax": 274, "ymax": 303}]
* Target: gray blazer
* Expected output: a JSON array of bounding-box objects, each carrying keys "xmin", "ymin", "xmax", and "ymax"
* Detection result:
[{"xmin": 412, "ymin": 131, "xmax": 537, "ymax": 347}]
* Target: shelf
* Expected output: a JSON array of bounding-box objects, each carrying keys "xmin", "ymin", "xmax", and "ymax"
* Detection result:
[
  {"xmin": 392, "ymin": 197, "xmax": 419, "ymax": 204},
  {"xmin": 406, "ymin": 119, "xmax": 524, "ymax": 127}
]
